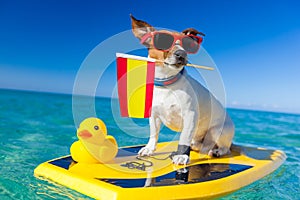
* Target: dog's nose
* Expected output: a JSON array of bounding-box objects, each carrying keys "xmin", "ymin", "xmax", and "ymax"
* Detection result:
[
  {"xmin": 174, "ymin": 49, "xmax": 187, "ymax": 58},
  {"xmin": 174, "ymin": 50, "xmax": 187, "ymax": 64}
]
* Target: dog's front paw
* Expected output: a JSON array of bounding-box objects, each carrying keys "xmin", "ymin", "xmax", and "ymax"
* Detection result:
[
  {"xmin": 208, "ymin": 149, "xmax": 220, "ymax": 157},
  {"xmin": 208, "ymin": 148, "xmax": 230, "ymax": 158},
  {"xmin": 172, "ymin": 155, "xmax": 189, "ymax": 165},
  {"xmin": 138, "ymin": 147, "xmax": 154, "ymax": 156}
]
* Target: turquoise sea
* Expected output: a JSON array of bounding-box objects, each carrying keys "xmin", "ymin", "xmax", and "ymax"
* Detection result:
[{"xmin": 0, "ymin": 89, "xmax": 299, "ymax": 199}]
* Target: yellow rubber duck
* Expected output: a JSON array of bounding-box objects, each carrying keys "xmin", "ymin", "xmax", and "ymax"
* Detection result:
[{"xmin": 70, "ymin": 117, "xmax": 118, "ymax": 163}]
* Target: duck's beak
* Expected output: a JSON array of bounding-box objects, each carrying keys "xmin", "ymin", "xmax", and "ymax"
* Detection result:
[{"xmin": 77, "ymin": 130, "xmax": 92, "ymax": 139}]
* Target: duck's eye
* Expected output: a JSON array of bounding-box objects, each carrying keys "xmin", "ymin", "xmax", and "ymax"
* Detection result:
[{"xmin": 94, "ymin": 126, "xmax": 99, "ymax": 130}]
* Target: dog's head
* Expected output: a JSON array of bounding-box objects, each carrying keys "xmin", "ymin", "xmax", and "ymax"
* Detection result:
[{"xmin": 130, "ymin": 15, "xmax": 204, "ymax": 70}]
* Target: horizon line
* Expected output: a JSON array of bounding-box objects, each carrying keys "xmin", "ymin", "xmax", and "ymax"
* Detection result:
[{"xmin": 1, "ymin": 87, "xmax": 300, "ymax": 116}]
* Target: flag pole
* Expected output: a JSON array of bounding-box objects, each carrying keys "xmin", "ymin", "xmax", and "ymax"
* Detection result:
[
  {"xmin": 155, "ymin": 60, "xmax": 214, "ymax": 71},
  {"xmin": 116, "ymin": 53, "xmax": 214, "ymax": 71},
  {"xmin": 185, "ymin": 63, "xmax": 214, "ymax": 70}
]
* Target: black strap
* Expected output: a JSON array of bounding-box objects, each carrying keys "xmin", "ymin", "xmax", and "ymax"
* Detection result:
[{"xmin": 170, "ymin": 145, "xmax": 191, "ymax": 159}]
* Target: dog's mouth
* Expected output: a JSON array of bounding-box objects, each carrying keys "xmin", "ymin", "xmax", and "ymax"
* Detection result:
[
  {"xmin": 163, "ymin": 53, "xmax": 188, "ymax": 69},
  {"xmin": 164, "ymin": 61, "xmax": 186, "ymax": 69}
]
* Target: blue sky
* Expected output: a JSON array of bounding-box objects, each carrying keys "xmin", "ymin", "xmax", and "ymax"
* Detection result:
[{"xmin": 0, "ymin": 0, "xmax": 299, "ymax": 113}]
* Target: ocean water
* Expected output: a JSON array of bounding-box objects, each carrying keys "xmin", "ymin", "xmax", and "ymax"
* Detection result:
[{"xmin": 0, "ymin": 89, "xmax": 299, "ymax": 199}]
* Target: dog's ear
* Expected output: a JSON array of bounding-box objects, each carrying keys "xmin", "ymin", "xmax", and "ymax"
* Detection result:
[
  {"xmin": 182, "ymin": 28, "xmax": 205, "ymax": 36},
  {"xmin": 130, "ymin": 14, "xmax": 155, "ymax": 45}
]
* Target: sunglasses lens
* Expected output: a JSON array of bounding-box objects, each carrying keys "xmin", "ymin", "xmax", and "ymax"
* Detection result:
[
  {"xmin": 153, "ymin": 33, "xmax": 174, "ymax": 50},
  {"xmin": 182, "ymin": 36, "xmax": 201, "ymax": 53}
]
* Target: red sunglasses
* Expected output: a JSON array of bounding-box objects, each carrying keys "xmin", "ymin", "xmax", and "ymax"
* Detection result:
[{"xmin": 141, "ymin": 31, "xmax": 203, "ymax": 54}]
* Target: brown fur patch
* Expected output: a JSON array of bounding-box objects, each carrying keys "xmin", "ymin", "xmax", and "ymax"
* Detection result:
[{"xmin": 130, "ymin": 14, "xmax": 155, "ymax": 40}]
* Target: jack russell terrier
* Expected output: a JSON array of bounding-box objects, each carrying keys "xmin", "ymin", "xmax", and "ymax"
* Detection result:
[{"xmin": 130, "ymin": 15, "xmax": 235, "ymax": 165}]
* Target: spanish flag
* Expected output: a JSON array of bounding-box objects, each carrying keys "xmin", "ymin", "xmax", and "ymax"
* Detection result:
[{"xmin": 116, "ymin": 53, "xmax": 156, "ymax": 118}]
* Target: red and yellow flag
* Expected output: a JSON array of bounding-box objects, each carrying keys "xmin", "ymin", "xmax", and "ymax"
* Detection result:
[{"xmin": 116, "ymin": 53, "xmax": 155, "ymax": 118}]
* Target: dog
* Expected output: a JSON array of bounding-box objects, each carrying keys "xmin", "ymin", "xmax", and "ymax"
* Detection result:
[{"xmin": 130, "ymin": 15, "xmax": 235, "ymax": 165}]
